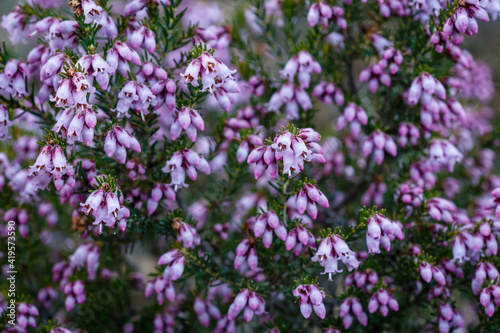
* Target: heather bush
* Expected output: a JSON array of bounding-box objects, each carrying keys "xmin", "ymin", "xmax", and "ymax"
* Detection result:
[{"xmin": 0, "ymin": 0, "xmax": 500, "ymax": 332}]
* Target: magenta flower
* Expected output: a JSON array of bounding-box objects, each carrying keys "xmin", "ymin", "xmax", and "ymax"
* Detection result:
[
  {"xmin": 171, "ymin": 106, "xmax": 204, "ymax": 142},
  {"xmin": 151, "ymin": 78, "xmax": 176, "ymax": 111},
  {"xmin": 161, "ymin": 149, "xmax": 211, "ymax": 191},
  {"xmin": 312, "ymin": 81, "xmax": 345, "ymax": 106},
  {"xmin": 442, "ymin": 1, "xmax": 489, "ymax": 40},
  {"xmin": 362, "ymin": 130, "xmax": 397, "ymax": 165},
  {"xmin": 419, "ymin": 262, "xmax": 446, "ymax": 285},
  {"xmin": 69, "ymin": 242, "xmax": 100, "ymax": 280},
  {"xmin": 193, "ymin": 296, "xmax": 222, "ymax": 327},
  {"xmin": 145, "ymin": 276, "xmax": 176, "ymax": 305},
  {"xmin": 428, "ymin": 139, "xmax": 463, "ymax": 172},
  {"xmin": 437, "ymin": 302, "xmax": 465, "ymax": 331},
  {"xmin": 249, "ymin": 127, "xmax": 324, "ymax": 178},
  {"xmin": 158, "ymin": 249, "xmax": 186, "ymax": 282},
  {"xmin": 337, "ymin": 102, "xmax": 368, "ymax": 138},
  {"xmin": 406, "ymin": 72, "xmax": 446, "ymax": 106},
  {"xmin": 285, "ymin": 225, "xmax": 316, "ymax": 255},
  {"xmin": 147, "ymin": 183, "xmax": 176, "ymax": 214},
  {"xmin": 79, "ymin": 177, "xmax": 129, "ymax": 234},
  {"xmin": 398, "ymin": 122, "xmax": 420, "ymax": 147},
  {"xmin": 368, "ymin": 289, "xmax": 399, "ymax": 317},
  {"xmin": 180, "ymin": 52, "xmax": 237, "ymax": 94},
  {"xmin": 252, "ymin": 210, "xmax": 287, "ymax": 247},
  {"xmin": 292, "ymin": 284, "xmax": 326, "ymax": 319},
  {"xmin": 234, "ymin": 238, "xmax": 258, "ymax": 271},
  {"xmin": 16, "ymin": 302, "xmax": 39, "ymax": 329},
  {"xmin": 0, "ymin": 105, "xmax": 12, "ymax": 140},
  {"xmin": 290, "ymin": 182, "xmax": 329, "ymax": 220},
  {"xmin": 339, "ymin": 296, "xmax": 368, "ymax": 329},
  {"xmin": 104, "ymin": 126, "xmax": 141, "ymax": 163},
  {"xmin": 268, "ymin": 82, "xmax": 312, "ymax": 119},
  {"xmin": 172, "ymin": 219, "xmax": 200, "ymax": 248},
  {"xmin": 0, "ymin": 59, "xmax": 28, "ymax": 98},
  {"xmin": 311, "ymin": 234, "xmax": 359, "ymax": 280},
  {"xmin": 307, "ymin": 2, "xmax": 332, "ymax": 27},
  {"xmin": 106, "ymin": 41, "xmax": 142, "ymax": 77},
  {"xmin": 227, "ymin": 289, "xmax": 266, "ymax": 322},
  {"xmin": 427, "ymin": 197, "xmax": 457, "ymax": 223},
  {"xmin": 280, "ymin": 50, "xmax": 321, "ymax": 89},
  {"xmin": 82, "ymin": 0, "xmax": 103, "ymax": 24},
  {"xmin": 63, "ymin": 280, "xmax": 86, "ymax": 311},
  {"xmin": 366, "ymin": 214, "xmax": 404, "ymax": 254}
]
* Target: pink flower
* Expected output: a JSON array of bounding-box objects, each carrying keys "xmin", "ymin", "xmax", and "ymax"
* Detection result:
[
  {"xmin": 79, "ymin": 177, "xmax": 128, "ymax": 234},
  {"xmin": 249, "ymin": 127, "xmax": 324, "ymax": 178},
  {"xmin": 339, "ymin": 297, "xmax": 368, "ymax": 329},
  {"xmin": 268, "ymin": 82, "xmax": 312, "ymax": 119},
  {"xmin": 234, "ymin": 239, "xmax": 258, "ymax": 271},
  {"xmin": 285, "ymin": 225, "xmax": 316, "ymax": 255},
  {"xmin": 362, "ymin": 180, "xmax": 387, "ymax": 208},
  {"xmin": 82, "ymin": 0, "xmax": 103, "ymax": 24},
  {"xmin": 227, "ymin": 289, "xmax": 266, "ymax": 322},
  {"xmin": 307, "ymin": 2, "xmax": 332, "ymax": 27},
  {"xmin": 16, "ymin": 302, "xmax": 39, "ymax": 329},
  {"xmin": 147, "ymin": 183, "xmax": 176, "ymax": 214},
  {"xmin": 395, "ymin": 182, "xmax": 423, "ymax": 208},
  {"xmin": 280, "ymin": 50, "xmax": 321, "ymax": 89},
  {"xmin": 193, "ymin": 296, "xmax": 222, "ymax": 327},
  {"xmin": 292, "ymin": 284, "xmax": 326, "ymax": 319},
  {"xmin": 437, "ymin": 302, "xmax": 465, "ymax": 331},
  {"xmin": 290, "ymin": 182, "xmax": 329, "ymax": 220},
  {"xmin": 252, "ymin": 210, "xmax": 287, "ymax": 247},
  {"xmin": 172, "ymin": 219, "xmax": 200, "ymax": 248},
  {"xmin": 0, "ymin": 59, "xmax": 28, "ymax": 98},
  {"xmin": 171, "ymin": 106, "xmax": 204, "ymax": 142},
  {"xmin": 51, "ymin": 70, "xmax": 95, "ymax": 109},
  {"xmin": 398, "ymin": 122, "xmax": 420, "ymax": 147},
  {"xmin": 311, "ymin": 234, "xmax": 359, "ymax": 280},
  {"xmin": 366, "ymin": 214, "xmax": 404, "ymax": 254},
  {"xmin": 145, "ymin": 276, "xmax": 176, "ymax": 305},
  {"xmin": 337, "ymin": 102, "xmax": 368, "ymax": 138},
  {"xmin": 312, "ymin": 82, "xmax": 345, "ymax": 106},
  {"xmin": 0, "ymin": 105, "xmax": 13, "ymax": 140},
  {"xmin": 362, "ymin": 130, "xmax": 397, "ymax": 165},
  {"xmin": 104, "ymin": 126, "xmax": 141, "ymax": 163},
  {"xmin": 157, "ymin": 249, "xmax": 186, "ymax": 282},
  {"xmin": 151, "ymin": 78, "xmax": 176, "ymax": 111},
  {"xmin": 428, "ymin": 139, "xmax": 463, "ymax": 172},
  {"xmin": 419, "ymin": 262, "xmax": 446, "ymax": 285},
  {"xmin": 180, "ymin": 52, "xmax": 237, "ymax": 94},
  {"xmin": 427, "ymin": 197, "xmax": 456, "ymax": 223},
  {"xmin": 406, "ymin": 72, "xmax": 446, "ymax": 106},
  {"xmin": 161, "ymin": 149, "xmax": 211, "ymax": 191},
  {"xmin": 368, "ymin": 289, "xmax": 399, "ymax": 316},
  {"xmin": 63, "ymin": 280, "xmax": 86, "ymax": 311},
  {"xmin": 106, "ymin": 41, "xmax": 142, "ymax": 77},
  {"xmin": 129, "ymin": 25, "xmax": 156, "ymax": 53},
  {"xmin": 248, "ymin": 75, "xmax": 265, "ymax": 96}
]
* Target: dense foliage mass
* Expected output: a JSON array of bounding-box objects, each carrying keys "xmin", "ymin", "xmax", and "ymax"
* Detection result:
[{"xmin": 0, "ymin": 0, "xmax": 500, "ymax": 332}]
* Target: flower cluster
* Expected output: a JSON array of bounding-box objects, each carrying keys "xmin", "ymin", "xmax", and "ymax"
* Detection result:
[
  {"xmin": 366, "ymin": 214, "xmax": 404, "ymax": 254},
  {"xmin": 161, "ymin": 148, "xmax": 211, "ymax": 191},
  {"xmin": 252, "ymin": 210, "xmax": 287, "ymax": 248},
  {"xmin": 227, "ymin": 289, "xmax": 266, "ymax": 322},
  {"xmin": 247, "ymin": 127, "xmax": 324, "ymax": 179},
  {"xmin": 312, "ymin": 234, "xmax": 360, "ymax": 280},
  {"xmin": 79, "ymin": 177, "xmax": 129, "ymax": 233}
]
